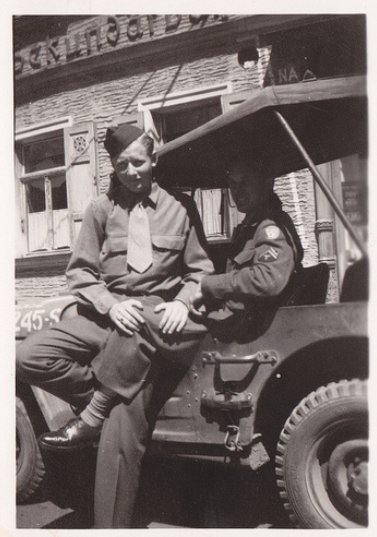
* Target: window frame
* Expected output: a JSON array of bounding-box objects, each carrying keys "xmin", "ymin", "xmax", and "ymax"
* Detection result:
[
  {"xmin": 138, "ymin": 83, "xmax": 232, "ymax": 149},
  {"xmin": 136, "ymin": 84, "xmax": 238, "ymax": 243},
  {"xmin": 15, "ymin": 117, "xmax": 73, "ymax": 259},
  {"xmin": 137, "ymin": 83, "xmax": 232, "ymax": 111}
]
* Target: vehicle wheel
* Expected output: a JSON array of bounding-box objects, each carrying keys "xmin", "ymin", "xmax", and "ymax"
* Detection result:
[
  {"xmin": 16, "ymin": 396, "xmax": 46, "ymax": 503},
  {"xmin": 275, "ymin": 379, "xmax": 368, "ymax": 528}
]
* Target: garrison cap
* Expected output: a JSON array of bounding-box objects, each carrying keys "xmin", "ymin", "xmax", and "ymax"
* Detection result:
[{"xmin": 104, "ymin": 124, "xmax": 144, "ymax": 158}]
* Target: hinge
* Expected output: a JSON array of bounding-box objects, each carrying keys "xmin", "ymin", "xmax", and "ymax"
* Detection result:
[
  {"xmin": 201, "ymin": 388, "xmax": 252, "ymax": 411},
  {"xmin": 201, "ymin": 350, "xmax": 278, "ymax": 366}
]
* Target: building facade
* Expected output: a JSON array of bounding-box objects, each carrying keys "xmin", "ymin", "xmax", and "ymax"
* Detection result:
[{"xmin": 14, "ymin": 14, "xmax": 367, "ymax": 305}]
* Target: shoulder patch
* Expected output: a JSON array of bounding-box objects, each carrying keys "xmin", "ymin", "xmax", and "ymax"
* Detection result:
[{"xmin": 264, "ymin": 225, "xmax": 281, "ymax": 240}]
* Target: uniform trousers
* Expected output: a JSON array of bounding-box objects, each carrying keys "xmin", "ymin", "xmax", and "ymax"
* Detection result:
[
  {"xmin": 16, "ymin": 295, "xmax": 206, "ymax": 528},
  {"xmin": 16, "ymin": 304, "xmax": 112, "ymax": 408}
]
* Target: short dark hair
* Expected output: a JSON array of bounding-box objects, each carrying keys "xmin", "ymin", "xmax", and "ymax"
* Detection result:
[{"xmin": 226, "ymin": 153, "xmax": 270, "ymax": 180}]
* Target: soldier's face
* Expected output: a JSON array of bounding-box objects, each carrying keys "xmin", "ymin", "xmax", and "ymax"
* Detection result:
[
  {"xmin": 227, "ymin": 163, "xmax": 266, "ymax": 213},
  {"xmin": 112, "ymin": 139, "xmax": 154, "ymax": 194}
]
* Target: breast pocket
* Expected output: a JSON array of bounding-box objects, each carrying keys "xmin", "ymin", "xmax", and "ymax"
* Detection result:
[
  {"xmin": 100, "ymin": 236, "xmax": 128, "ymax": 278},
  {"xmin": 150, "ymin": 235, "xmax": 186, "ymax": 275},
  {"xmin": 103, "ymin": 235, "xmax": 128, "ymax": 253}
]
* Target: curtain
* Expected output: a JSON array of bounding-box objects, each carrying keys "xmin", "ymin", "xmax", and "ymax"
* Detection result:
[
  {"xmin": 53, "ymin": 209, "xmax": 70, "ymax": 249},
  {"xmin": 27, "ymin": 212, "xmax": 48, "ymax": 251}
]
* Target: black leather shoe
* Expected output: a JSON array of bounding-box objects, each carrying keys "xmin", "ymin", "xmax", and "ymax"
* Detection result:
[{"xmin": 38, "ymin": 417, "xmax": 101, "ymax": 452}]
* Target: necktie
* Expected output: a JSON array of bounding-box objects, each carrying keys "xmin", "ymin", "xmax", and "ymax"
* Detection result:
[{"xmin": 127, "ymin": 202, "xmax": 153, "ymax": 273}]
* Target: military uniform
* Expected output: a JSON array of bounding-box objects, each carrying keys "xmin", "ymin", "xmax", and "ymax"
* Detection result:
[
  {"xmin": 17, "ymin": 182, "xmax": 213, "ymax": 400},
  {"xmin": 18, "ymin": 123, "xmax": 214, "ymax": 528},
  {"xmin": 201, "ymin": 200, "xmax": 303, "ymax": 339},
  {"xmin": 17, "ymin": 181, "xmax": 213, "ymax": 528}
]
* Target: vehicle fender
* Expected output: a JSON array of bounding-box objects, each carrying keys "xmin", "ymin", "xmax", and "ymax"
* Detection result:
[
  {"xmin": 252, "ymin": 333, "xmax": 368, "ymax": 452},
  {"xmin": 30, "ymin": 386, "xmax": 75, "ymax": 431},
  {"xmin": 16, "ymin": 295, "xmax": 77, "ymax": 340},
  {"xmin": 16, "ymin": 295, "xmax": 78, "ymax": 430}
]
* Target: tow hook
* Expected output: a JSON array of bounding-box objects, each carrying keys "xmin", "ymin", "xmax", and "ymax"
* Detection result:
[{"xmin": 224, "ymin": 425, "xmax": 243, "ymax": 452}]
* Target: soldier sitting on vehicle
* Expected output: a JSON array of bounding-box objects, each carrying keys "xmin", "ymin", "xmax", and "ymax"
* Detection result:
[
  {"xmin": 35, "ymin": 150, "xmax": 302, "ymax": 451},
  {"xmin": 17, "ymin": 138, "xmax": 302, "ymax": 528},
  {"xmin": 17, "ymin": 123, "xmax": 213, "ymax": 527},
  {"xmin": 191, "ymin": 153, "xmax": 303, "ymax": 337}
]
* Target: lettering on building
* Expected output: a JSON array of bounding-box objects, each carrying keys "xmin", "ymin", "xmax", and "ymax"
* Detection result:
[
  {"xmin": 14, "ymin": 14, "xmax": 229, "ymax": 77},
  {"xmin": 265, "ymin": 60, "xmax": 317, "ymax": 86}
]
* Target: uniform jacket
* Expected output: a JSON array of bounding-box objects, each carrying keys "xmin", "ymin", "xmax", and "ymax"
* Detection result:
[
  {"xmin": 66, "ymin": 181, "xmax": 214, "ymax": 315},
  {"xmin": 201, "ymin": 198, "xmax": 303, "ymax": 313}
]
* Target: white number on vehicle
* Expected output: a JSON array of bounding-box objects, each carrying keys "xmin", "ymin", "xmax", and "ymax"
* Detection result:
[
  {"xmin": 32, "ymin": 309, "xmax": 45, "ymax": 331},
  {"xmin": 49, "ymin": 308, "xmax": 62, "ymax": 324},
  {"xmin": 16, "ymin": 306, "xmax": 63, "ymax": 334},
  {"xmin": 20, "ymin": 310, "xmax": 33, "ymax": 333},
  {"xmin": 15, "ymin": 310, "xmax": 21, "ymax": 333}
]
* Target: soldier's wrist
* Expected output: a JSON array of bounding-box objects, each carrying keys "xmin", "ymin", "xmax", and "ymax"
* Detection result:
[{"xmin": 173, "ymin": 298, "xmax": 189, "ymax": 310}]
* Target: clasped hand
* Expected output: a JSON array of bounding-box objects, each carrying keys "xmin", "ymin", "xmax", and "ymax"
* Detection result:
[{"xmin": 109, "ymin": 299, "xmax": 189, "ymax": 336}]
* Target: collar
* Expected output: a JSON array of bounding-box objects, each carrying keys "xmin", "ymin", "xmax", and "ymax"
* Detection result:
[
  {"xmin": 118, "ymin": 181, "xmax": 160, "ymax": 210},
  {"xmin": 146, "ymin": 180, "xmax": 159, "ymax": 208},
  {"xmin": 242, "ymin": 202, "xmax": 276, "ymax": 227},
  {"xmin": 240, "ymin": 212, "xmax": 260, "ymax": 228}
]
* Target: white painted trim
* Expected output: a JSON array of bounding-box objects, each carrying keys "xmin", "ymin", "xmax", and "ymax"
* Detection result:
[
  {"xmin": 138, "ymin": 83, "xmax": 232, "ymax": 111},
  {"xmin": 20, "ymin": 166, "xmax": 67, "ymax": 182},
  {"xmin": 15, "ymin": 116, "xmax": 73, "ymax": 141}
]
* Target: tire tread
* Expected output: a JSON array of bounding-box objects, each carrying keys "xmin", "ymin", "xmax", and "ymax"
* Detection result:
[
  {"xmin": 16, "ymin": 397, "xmax": 46, "ymax": 504},
  {"xmin": 275, "ymin": 378, "xmax": 367, "ymax": 528}
]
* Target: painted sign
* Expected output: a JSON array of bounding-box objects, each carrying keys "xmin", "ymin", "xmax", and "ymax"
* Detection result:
[
  {"xmin": 14, "ymin": 15, "xmax": 230, "ymax": 78},
  {"xmin": 261, "ymin": 17, "xmax": 366, "ymax": 86},
  {"xmin": 265, "ymin": 59, "xmax": 317, "ymax": 86}
]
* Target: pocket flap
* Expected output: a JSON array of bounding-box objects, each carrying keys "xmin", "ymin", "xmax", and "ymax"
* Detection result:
[
  {"xmin": 106, "ymin": 236, "xmax": 128, "ymax": 252},
  {"xmin": 152, "ymin": 235, "xmax": 185, "ymax": 250}
]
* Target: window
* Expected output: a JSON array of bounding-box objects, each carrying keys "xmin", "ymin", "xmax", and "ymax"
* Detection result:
[
  {"xmin": 157, "ymin": 100, "xmax": 222, "ymax": 142},
  {"xmin": 339, "ymin": 154, "xmax": 368, "ymax": 264},
  {"xmin": 137, "ymin": 84, "xmax": 247, "ymax": 242},
  {"xmin": 18, "ymin": 131, "xmax": 70, "ymax": 252},
  {"xmin": 147, "ymin": 99, "xmax": 230, "ymax": 240},
  {"xmin": 15, "ymin": 119, "xmax": 98, "ymax": 257},
  {"xmin": 314, "ymin": 155, "xmax": 368, "ymax": 294}
]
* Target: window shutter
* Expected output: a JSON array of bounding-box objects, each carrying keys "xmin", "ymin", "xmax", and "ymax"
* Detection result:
[
  {"xmin": 15, "ymin": 149, "xmax": 28, "ymax": 255},
  {"xmin": 64, "ymin": 121, "xmax": 99, "ymax": 244}
]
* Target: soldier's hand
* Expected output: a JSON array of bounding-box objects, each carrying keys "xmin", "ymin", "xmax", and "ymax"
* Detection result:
[
  {"xmin": 154, "ymin": 300, "xmax": 189, "ymax": 334},
  {"xmin": 109, "ymin": 299, "xmax": 145, "ymax": 336}
]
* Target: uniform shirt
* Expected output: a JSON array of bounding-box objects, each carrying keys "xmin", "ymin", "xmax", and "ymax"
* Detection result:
[
  {"xmin": 201, "ymin": 204, "xmax": 303, "ymax": 311},
  {"xmin": 66, "ymin": 181, "xmax": 214, "ymax": 315}
]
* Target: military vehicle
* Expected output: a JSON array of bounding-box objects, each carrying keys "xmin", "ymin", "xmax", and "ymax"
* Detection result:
[{"xmin": 16, "ymin": 74, "xmax": 368, "ymax": 528}]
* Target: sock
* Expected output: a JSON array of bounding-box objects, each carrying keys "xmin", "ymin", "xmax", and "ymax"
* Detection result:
[{"xmin": 80, "ymin": 386, "xmax": 116, "ymax": 428}]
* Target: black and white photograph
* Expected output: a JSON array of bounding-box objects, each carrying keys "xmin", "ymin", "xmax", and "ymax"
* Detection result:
[{"xmin": 1, "ymin": 0, "xmax": 375, "ymax": 533}]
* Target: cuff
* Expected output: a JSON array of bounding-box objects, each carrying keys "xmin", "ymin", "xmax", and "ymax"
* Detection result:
[
  {"xmin": 201, "ymin": 274, "xmax": 232, "ymax": 302},
  {"xmin": 174, "ymin": 282, "xmax": 198, "ymax": 309},
  {"xmin": 93, "ymin": 291, "xmax": 119, "ymax": 315},
  {"xmin": 173, "ymin": 298, "xmax": 189, "ymax": 310}
]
